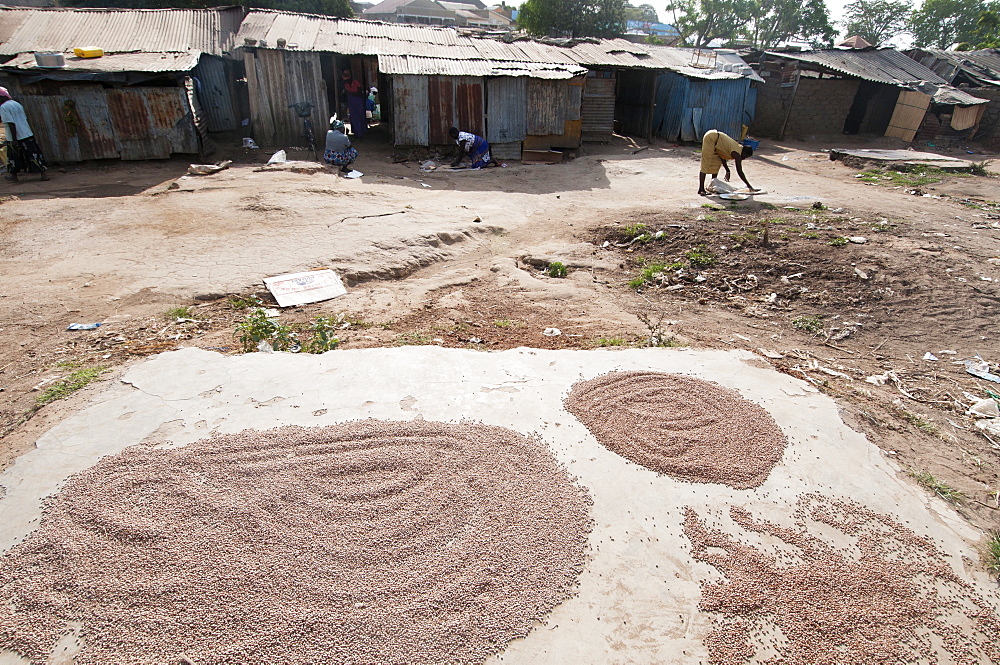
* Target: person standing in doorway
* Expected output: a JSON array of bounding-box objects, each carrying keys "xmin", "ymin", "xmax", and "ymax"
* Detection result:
[
  {"xmin": 0, "ymin": 87, "xmax": 48, "ymax": 183},
  {"xmin": 697, "ymin": 129, "xmax": 754, "ymax": 196},
  {"xmin": 340, "ymin": 69, "xmax": 366, "ymax": 140}
]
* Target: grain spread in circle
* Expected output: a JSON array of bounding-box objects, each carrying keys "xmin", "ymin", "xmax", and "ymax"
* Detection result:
[
  {"xmin": 0, "ymin": 420, "xmax": 592, "ymax": 664},
  {"xmin": 564, "ymin": 371, "xmax": 787, "ymax": 489},
  {"xmin": 683, "ymin": 494, "xmax": 1000, "ymax": 664}
]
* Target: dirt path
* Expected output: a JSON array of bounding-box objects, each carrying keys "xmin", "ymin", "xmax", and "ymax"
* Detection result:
[{"xmin": 1, "ymin": 132, "xmax": 998, "ymax": 540}]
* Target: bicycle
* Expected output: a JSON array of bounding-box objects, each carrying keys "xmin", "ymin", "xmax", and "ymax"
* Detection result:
[{"xmin": 288, "ymin": 102, "xmax": 317, "ymax": 158}]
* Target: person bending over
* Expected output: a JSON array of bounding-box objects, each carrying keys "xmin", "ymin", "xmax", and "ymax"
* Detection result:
[
  {"xmin": 449, "ymin": 127, "xmax": 499, "ymax": 169},
  {"xmin": 698, "ymin": 129, "xmax": 755, "ymax": 195}
]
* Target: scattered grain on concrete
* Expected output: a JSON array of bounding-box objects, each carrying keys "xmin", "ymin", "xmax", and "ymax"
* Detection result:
[
  {"xmin": 683, "ymin": 494, "xmax": 1000, "ymax": 664},
  {"xmin": 0, "ymin": 420, "xmax": 593, "ymax": 664},
  {"xmin": 564, "ymin": 371, "xmax": 787, "ymax": 489}
]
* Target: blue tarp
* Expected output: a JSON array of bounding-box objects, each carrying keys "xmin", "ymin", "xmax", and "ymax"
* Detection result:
[{"xmin": 652, "ymin": 71, "xmax": 754, "ymax": 142}]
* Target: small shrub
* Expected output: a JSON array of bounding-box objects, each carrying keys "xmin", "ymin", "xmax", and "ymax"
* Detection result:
[
  {"xmin": 791, "ymin": 315, "xmax": 824, "ymax": 334},
  {"xmin": 493, "ymin": 319, "xmax": 523, "ymax": 329},
  {"xmin": 166, "ymin": 306, "xmax": 196, "ymax": 319},
  {"xmin": 235, "ymin": 308, "xmax": 297, "ymax": 352},
  {"xmin": 229, "ymin": 295, "xmax": 263, "ymax": 310},
  {"xmin": 38, "ymin": 367, "xmax": 106, "ymax": 405},
  {"xmin": 684, "ymin": 245, "xmax": 716, "ymax": 268},
  {"xmin": 546, "ymin": 262, "xmax": 568, "ymax": 278},
  {"xmin": 595, "ymin": 337, "xmax": 629, "ymax": 347},
  {"xmin": 828, "ymin": 236, "xmax": 848, "ymax": 247},
  {"xmin": 800, "ymin": 231, "xmax": 820, "ymax": 239},
  {"xmin": 622, "ymin": 223, "xmax": 647, "ymax": 238},
  {"xmin": 304, "ymin": 317, "xmax": 340, "ymax": 354},
  {"xmin": 968, "ymin": 160, "xmax": 992, "ymax": 177},
  {"xmin": 908, "ymin": 469, "xmax": 964, "ymax": 503},
  {"xmin": 629, "ymin": 260, "xmax": 683, "ymax": 290}
]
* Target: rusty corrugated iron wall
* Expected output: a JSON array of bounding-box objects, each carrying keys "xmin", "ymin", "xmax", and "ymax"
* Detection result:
[
  {"xmin": 486, "ymin": 76, "xmax": 526, "ymax": 145},
  {"xmin": 18, "ymin": 82, "xmax": 201, "ymax": 162},
  {"xmin": 391, "ymin": 74, "xmax": 429, "ymax": 145}
]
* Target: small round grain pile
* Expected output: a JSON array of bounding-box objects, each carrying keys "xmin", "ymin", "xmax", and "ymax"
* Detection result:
[
  {"xmin": 564, "ymin": 371, "xmax": 786, "ymax": 489},
  {"xmin": 0, "ymin": 420, "xmax": 592, "ymax": 665},
  {"xmin": 683, "ymin": 494, "xmax": 1000, "ymax": 664}
]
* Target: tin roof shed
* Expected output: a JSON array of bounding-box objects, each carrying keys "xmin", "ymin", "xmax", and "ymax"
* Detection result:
[
  {"xmin": 0, "ymin": 6, "xmax": 243, "ymax": 58},
  {"xmin": 762, "ymin": 48, "xmax": 987, "ymax": 106}
]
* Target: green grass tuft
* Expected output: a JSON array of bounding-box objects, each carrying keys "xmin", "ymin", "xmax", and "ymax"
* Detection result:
[
  {"xmin": 37, "ymin": 367, "xmax": 106, "ymax": 405},
  {"xmin": 828, "ymin": 236, "xmax": 848, "ymax": 247},
  {"xmin": 983, "ymin": 531, "xmax": 1000, "ymax": 576},
  {"xmin": 684, "ymin": 245, "xmax": 716, "ymax": 268},
  {"xmin": 908, "ymin": 469, "xmax": 964, "ymax": 503},
  {"xmin": 791, "ymin": 315, "xmax": 824, "ymax": 334}
]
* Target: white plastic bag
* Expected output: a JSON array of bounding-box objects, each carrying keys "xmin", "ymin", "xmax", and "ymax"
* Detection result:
[
  {"xmin": 709, "ymin": 177, "xmax": 737, "ymax": 193},
  {"xmin": 267, "ymin": 150, "xmax": 287, "ymax": 165}
]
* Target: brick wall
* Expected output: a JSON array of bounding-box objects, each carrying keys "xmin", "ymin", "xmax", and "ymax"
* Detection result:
[
  {"xmin": 751, "ymin": 75, "xmax": 859, "ymax": 139},
  {"xmin": 963, "ymin": 85, "xmax": 1000, "ymax": 149},
  {"xmin": 783, "ymin": 78, "xmax": 860, "ymax": 139}
]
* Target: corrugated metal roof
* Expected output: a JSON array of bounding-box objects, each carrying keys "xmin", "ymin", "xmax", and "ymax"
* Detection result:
[
  {"xmin": 2, "ymin": 50, "xmax": 201, "ymax": 72},
  {"xmin": 238, "ymin": 11, "xmax": 760, "ymax": 81},
  {"xmin": 906, "ymin": 48, "xmax": 1000, "ymax": 87},
  {"xmin": 378, "ymin": 54, "xmax": 584, "ymax": 78},
  {"xmin": 764, "ymin": 48, "xmax": 988, "ymax": 105},
  {"xmin": 0, "ymin": 6, "xmax": 242, "ymax": 57}
]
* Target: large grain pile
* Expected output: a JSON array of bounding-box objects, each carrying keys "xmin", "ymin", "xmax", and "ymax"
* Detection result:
[
  {"xmin": 563, "ymin": 371, "xmax": 786, "ymax": 489},
  {"xmin": 683, "ymin": 494, "xmax": 1000, "ymax": 664},
  {"xmin": 0, "ymin": 420, "xmax": 593, "ymax": 664}
]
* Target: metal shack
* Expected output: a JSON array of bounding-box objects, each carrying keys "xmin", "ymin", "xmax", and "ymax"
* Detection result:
[
  {"xmin": 234, "ymin": 10, "xmax": 587, "ymax": 158},
  {"xmin": 750, "ymin": 47, "xmax": 988, "ymax": 142},
  {"xmin": 0, "ymin": 6, "xmax": 243, "ymax": 162},
  {"xmin": 488, "ymin": 38, "xmax": 761, "ymax": 144},
  {"xmin": 905, "ymin": 48, "xmax": 1000, "ymax": 148}
]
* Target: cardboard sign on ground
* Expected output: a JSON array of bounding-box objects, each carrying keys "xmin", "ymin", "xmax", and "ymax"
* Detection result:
[{"xmin": 264, "ymin": 269, "xmax": 347, "ymax": 307}]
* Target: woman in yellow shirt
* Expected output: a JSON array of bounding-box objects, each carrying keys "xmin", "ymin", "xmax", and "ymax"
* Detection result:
[{"xmin": 698, "ymin": 129, "xmax": 756, "ymax": 195}]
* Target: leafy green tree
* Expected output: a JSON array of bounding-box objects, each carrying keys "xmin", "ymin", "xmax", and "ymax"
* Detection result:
[
  {"xmin": 742, "ymin": 0, "xmax": 836, "ymax": 48},
  {"xmin": 666, "ymin": 0, "xmax": 833, "ymax": 47},
  {"xmin": 842, "ymin": 0, "xmax": 911, "ymax": 45},
  {"xmin": 518, "ymin": 0, "xmax": 628, "ymax": 38},
  {"xmin": 624, "ymin": 3, "xmax": 660, "ymax": 22},
  {"xmin": 909, "ymin": 0, "xmax": 1000, "ymax": 47},
  {"xmin": 665, "ymin": 0, "xmax": 744, "ymax": 46},
  {"xmin": 957, "ymin": 9, "xmax": 1000, "ymax": 47}
]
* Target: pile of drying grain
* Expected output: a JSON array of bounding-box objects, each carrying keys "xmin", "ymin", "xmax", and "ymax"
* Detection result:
[
  {"xmin": 563, "ymin": 371, "xmax": 786, "ymax": 489},
  {"xmin": 0, "ymin": 420, "xmax": 592, "ymax": 664},
  {"xmin": 683, "ymin": 494, "xmax": 1000, "ymax": 664}
]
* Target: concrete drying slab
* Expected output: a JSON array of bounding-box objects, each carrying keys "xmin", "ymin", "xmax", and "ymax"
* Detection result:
[
  {"xmin": 830, "ymin": 148, "xmax": 974, "ymax": 171},
  {"xmin": 0, "ymin": 346, "xmax": 995, "ymax": 664}
]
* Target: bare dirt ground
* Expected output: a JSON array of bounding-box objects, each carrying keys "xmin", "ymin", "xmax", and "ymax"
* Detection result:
[{"xmin": 1, "ymin": 127, "xmax": 999, "ymax": 542}]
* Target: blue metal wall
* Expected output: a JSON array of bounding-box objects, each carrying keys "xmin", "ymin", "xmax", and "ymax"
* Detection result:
[{"xmin": 652, "ymin": 72, "xmax": 754, "ymax": 142}]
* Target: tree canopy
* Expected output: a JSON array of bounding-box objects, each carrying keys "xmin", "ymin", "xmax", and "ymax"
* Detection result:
[
  {"xmin": 908, "ymin": 0, "xmax": 1000, "ymax": 47},
  {"xmin": 842, "ymin": 0, "xmax": 912, "ymax": 46},
  {"xmin": 517, "ymin": 0, "xmax": 628, "ymax": 38},
  {"xmin": 665, "ymin": 0, "xmax": 835, "ymax": 48},
  {"xmin": 623, "ymin": 3, "xmax": 660, "ymax": 22}
]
